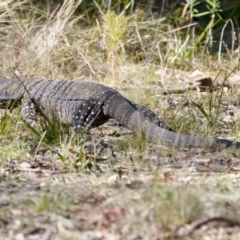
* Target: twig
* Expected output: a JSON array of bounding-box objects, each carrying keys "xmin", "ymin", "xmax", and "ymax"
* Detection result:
[{"xmin": 174, "ymin": 216, "xmax": 240, "ymax": 237}]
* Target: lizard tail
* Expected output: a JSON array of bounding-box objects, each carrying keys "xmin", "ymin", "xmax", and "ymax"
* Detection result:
[{"xmin": 104, "ymin": 94, "xmax": 240, "ymax": 148}]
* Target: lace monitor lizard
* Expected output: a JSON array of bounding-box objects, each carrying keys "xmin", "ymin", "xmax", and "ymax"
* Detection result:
[{"xmin": 0, "ymin": 78, "xmax": 239, "ymax": 148}]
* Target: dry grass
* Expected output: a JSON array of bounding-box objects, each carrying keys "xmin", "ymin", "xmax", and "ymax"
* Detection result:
[{"xmin": 0, "ymin": 1, "xmax": 240, "ymax": 239}]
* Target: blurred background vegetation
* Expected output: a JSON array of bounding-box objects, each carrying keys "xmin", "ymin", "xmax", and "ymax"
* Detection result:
[
  {"xmin": 28, "ymin": 0, "xmax": 240, "ymax": 22},
  {"xmin": 19, "ymin": 0, "xmax": 240, "ymax": 52},
  {"xmin": 1, "ymin": 0, "xmax": 239, "ymax": 79}
]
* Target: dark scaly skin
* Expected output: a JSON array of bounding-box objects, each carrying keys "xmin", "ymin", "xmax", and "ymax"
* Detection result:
[{"xmin": 0, "ymin": 78, "xmax": 239, "ymax": 148}]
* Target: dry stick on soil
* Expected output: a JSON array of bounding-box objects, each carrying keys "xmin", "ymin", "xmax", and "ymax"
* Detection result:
[
  {"xmin": 173, "ymin": 216, "xmax": 240, "ymax": 237},
  {"xmin": 163, "ymin": 76, "xmax": 232, "ymax": 95},
  {"xmin": 163, "ymin": 77, "xmax": 218, "ymax": 95}
]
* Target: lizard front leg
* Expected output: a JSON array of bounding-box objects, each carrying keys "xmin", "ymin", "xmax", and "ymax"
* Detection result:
[{"xmin": 21, "ymin": 97, "xmax": 38, "ymax": 128}]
